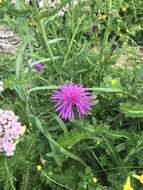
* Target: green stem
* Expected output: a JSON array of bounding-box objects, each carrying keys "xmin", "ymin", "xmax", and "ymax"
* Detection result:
[
  {"xmin": 32, "ymin": 0, "xmax": 54, "ymax": 63},
  {"xmin": 100, "ymin": 0, "xmax": 112, "ymax": 80},
  {"xmin": 41, "ymin": 170, "xmax": 72, "ymax": 189},
  {"xmin": 5, "ymin": 159, "xmax": 16, "ymax": 190},
  {"xmin": 63, "ymin": 15, "xmax": 85, "ymax": 66}
]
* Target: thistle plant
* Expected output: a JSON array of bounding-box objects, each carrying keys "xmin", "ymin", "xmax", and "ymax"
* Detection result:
[{"xmin": 0, "ymin": 0, "xmax": 143, "ymax": 190}]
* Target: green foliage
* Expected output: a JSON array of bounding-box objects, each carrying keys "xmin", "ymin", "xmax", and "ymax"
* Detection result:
[
  {"xmin": 0, "ymin": 0, "xmax": 143, "ymax": 189},
  {"xmin": 57, "ymin": 126, "xmax": 97, "ymax": 149},
  {"xmin": 120, "ymin": 103, "xmax": 143, "ymax": 118}
]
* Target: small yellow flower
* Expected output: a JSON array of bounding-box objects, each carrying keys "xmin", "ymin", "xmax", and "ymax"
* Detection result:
[
  {"xmin": 122, "ymin": 7, "xmax": 127, "ymax": 12},
  {"xmin": 102, "ymin": 15, "xmax": 107, "ymax": 20},
  {"xmin": 111, "ymin": 79, "xmax": 118, "ymax": 86},
  {"xmin": 123, "ymin": 177, "xmax": 134, "ymax": 190},
  {"xmin": 133, "ymin": 174, "xmax": 143, "ymax": 183},
  {"xmin": 93, "ymin": 177, "xmax": 97, "ymax": 183},
  {"xmin": 98, "ymin": 14, "xmax": 107, "ymax": 20},
  {"xmin": 37, "ymin": 165, "xmax": 42, "ymax": 171},
  {"xmin": 116, "ymin": 93, "xmax": 123, "ymax": 97}
]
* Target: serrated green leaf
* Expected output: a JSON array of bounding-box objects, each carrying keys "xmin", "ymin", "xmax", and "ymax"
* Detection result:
[{"xmin": 120, "ymin": 103, "xmax": 143, "ymax": 118}]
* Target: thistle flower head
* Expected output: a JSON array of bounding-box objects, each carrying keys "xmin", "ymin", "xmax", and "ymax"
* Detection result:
[
  {"xmin": 52, "ymin": 83, "xmax": 92, "ymax": 120},
  {"xmin": 0, "ymin": 110, "xmax": 25, "ymax": 156}
]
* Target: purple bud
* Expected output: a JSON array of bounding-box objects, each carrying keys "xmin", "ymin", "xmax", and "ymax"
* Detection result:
[{"xmin": 34, "ymin": 63, "xmax": 44, "ymax": 71}]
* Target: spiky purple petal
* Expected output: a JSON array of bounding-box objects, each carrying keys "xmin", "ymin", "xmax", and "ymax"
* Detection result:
[{"xmin": 51, "ymin": 83, "xmax": 92, "ymax": 120}]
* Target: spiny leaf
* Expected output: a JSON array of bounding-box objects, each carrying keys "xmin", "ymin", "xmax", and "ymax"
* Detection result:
[
  {"xmin": 120, "ymin": 102, "xmax": 143, "ymax": 118},
  {"xmin": 57, "ymin": 127, "xmax": 96, "ymax": 149},
  {"xmin": 57, "ymin": 124, "xmax": 134, "ymax": 150}
]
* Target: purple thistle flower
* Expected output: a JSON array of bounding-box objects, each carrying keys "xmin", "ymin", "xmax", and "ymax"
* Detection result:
[
  {"xmin": 34, "ymin": 63, "xmax": 44, "ymax": 71},
  {"xmin": 51, "ymin": 83, "xmax": 92, "ymax": 120}
]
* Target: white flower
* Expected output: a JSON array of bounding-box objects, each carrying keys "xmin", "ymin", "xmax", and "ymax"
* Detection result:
[{"xmin": 0, "ymin": 81, "xmax": 3, "ymax": 94}]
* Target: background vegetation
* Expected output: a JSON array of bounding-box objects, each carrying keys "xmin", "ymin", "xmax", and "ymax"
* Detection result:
[{"xmin": 0, "ymin": 0, "xmax": 143, "ymax": 189}]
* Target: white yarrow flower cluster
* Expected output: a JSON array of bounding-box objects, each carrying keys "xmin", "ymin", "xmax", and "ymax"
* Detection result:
[{"xmin": 0, "ymin": 110, "xmax": 26, "ymax": 156}]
